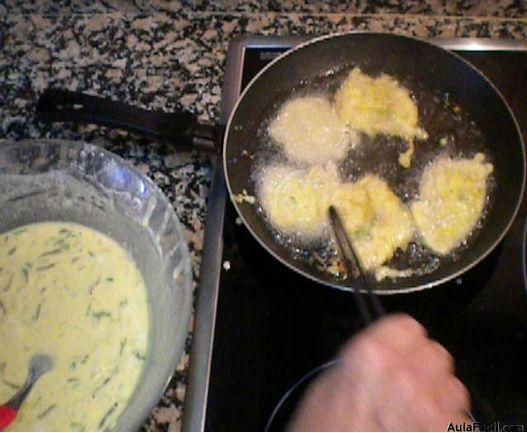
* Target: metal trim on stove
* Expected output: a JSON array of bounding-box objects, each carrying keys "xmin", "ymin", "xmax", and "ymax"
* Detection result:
[
  {"xmin": 228, "ymin": 34, "xmax": 527, "ymax": 51},
  {"xmin": 182, "ymin": 40, "xmax": 243, "ymax": 432},
  {"xmin": 430, "ymin": 37, "xmax": 527, "ymax": 51},
  {"xmin": 182, "ymin": 35, "xmax": 527, "ymax": 432}
]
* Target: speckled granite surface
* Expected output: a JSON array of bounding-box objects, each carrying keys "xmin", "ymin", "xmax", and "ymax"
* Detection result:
[
  {"xmin": 3, "ymin": 0, "xmax": 527, "ymax": 16},
  {"xmin": 0, "ymin": 1, "xmax": 526, "ymax": 430}
]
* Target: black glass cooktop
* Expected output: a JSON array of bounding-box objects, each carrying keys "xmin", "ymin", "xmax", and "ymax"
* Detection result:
[{"xmin": 205, "ymin": 46, "xmax": 527, "ymax": 431}]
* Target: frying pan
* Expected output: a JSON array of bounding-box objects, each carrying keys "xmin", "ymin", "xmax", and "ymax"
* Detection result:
[{"xmin": 36, "ymin": 32, "xmax": 525, "ymax": 294}]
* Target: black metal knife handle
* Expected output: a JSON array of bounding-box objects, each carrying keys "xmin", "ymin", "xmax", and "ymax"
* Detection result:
[{"xmin": 36, "ymin": 89, "xmax": 219, "ymax": 152}]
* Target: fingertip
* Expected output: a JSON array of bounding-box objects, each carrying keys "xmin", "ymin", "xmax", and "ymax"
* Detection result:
[
  {"xmin": 369, "ymin": 314, "xmax": 426, "ymax": 342},
  {"xmin": 387, "ymin": 314, "xmax": 426, "ymax": 334},
  {"xmin": 431, "ymin": 341, "xmax": 455, "ymax": 371},
  {"xmin": 453, "ymin": 378, "xmax": 471, "ymax": 410}
]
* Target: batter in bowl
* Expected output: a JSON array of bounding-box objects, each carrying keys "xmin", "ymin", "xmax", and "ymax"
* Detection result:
[{"xmin": 0, "ymin": 222, "xmax": 149, "ymax": 431}]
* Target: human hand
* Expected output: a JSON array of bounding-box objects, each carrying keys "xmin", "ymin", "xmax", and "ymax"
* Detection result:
[{"xmin": 288, "ymin": 314, "xmax": 471, "ymax": 431}]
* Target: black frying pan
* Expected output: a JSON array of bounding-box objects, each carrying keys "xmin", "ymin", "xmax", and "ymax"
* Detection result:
[{"xmin": 36, "ymin": 33, "xmax": 525, "ymax": 294}]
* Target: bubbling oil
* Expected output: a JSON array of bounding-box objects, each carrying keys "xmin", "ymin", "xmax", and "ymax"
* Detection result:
[{"xmin": 251, "ymin": 64, "xmax": 495, "ymax": 282}]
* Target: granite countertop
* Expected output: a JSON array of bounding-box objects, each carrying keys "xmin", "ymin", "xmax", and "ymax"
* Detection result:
[{"xmin": 1, "ymin": 1, "xmax": 526, "ymax": 430}]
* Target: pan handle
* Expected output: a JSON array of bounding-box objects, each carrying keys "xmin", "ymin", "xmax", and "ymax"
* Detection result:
[{"xmin": 36, "ymin": 89, "xmax": 220, "ymax": 153}]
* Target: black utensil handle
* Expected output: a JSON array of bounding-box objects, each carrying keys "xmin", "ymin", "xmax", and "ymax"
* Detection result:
[
  {"xmin": 36, "ymin": 89, "xmax": 218, "ymax": 152},
  {"xmin": 328, "ymin": 206, "xmax": 385, "ymax": 325}
]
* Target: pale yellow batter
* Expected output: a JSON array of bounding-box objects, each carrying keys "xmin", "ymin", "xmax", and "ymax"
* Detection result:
[
  {"xmin": 411, "ymin": 153, "xmax": 493, "ymax": 255},
  {"xmin": 334, "ymin": 68, "xmax": 427, "ymax": 168},
  {"xmin": 0, "ymin": 222, "xmax": 149, "ymax": 431}
]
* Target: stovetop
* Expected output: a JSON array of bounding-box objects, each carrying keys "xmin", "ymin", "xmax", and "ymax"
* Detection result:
[{"xmin": 183, "ymin": 37, "xmax": 527, "ymax": 432}]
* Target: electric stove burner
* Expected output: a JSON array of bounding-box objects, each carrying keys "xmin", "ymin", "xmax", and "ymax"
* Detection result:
[{"xmin": 184, "ymin": 37, "xmax": 527, "ymax": 431}]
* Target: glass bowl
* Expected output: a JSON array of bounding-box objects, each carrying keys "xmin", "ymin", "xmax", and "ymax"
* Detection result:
[{"xmin": 0, "ymin": 139, "xmax": 193, "ymax": 431}]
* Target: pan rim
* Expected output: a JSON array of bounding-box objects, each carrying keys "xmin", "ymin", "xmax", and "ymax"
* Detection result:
[{"xmin": 222, "ymin": 31, "xmax": 526, "ymax": 295}]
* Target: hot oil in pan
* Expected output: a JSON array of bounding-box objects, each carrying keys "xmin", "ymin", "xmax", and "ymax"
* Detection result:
[{"xmin": 251, "ymin": 64, "xmax": 496, "ymax": 281}]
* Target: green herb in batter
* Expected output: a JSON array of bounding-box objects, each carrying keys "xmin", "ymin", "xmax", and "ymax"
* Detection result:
[
  {"xmin": 67, "ymin": 377, "xmax": 80, "ymax": 387},
  {"xmin": 1, "ymin": 274, "xmax": 13, "ymax": 292},
  {"xmin": 7, "ymin": 247, "xmax": 16, "ymax": 256},
  {"xmin": 133, "ymin": 350, "xmax": 147, "ymax": 361},
  {"xmin": 92, "ymin": 310, "xmax": 111, "ymax": 320},
  {"xmin": 36, "ymin": 263, "xmax": 56, "ymax": 271},
  {"xmin": 38, "ymin": 404, "xmax": 57, "ymax": 420},
  {"xmin": 80, "ymin": 355, "xmax": 90, "ymax": 365},
  {"xmin": 106, "ymin": 277, "xmax": 114, "ymax": 282},
  {"xmin": 0, "ymin": 361, "xmax": 6, "ymax": 375},
  {"xmin": 92, "ymin": 367, "xmax": 119, "ymax": 397},
  {"xmin": 32, "ymin": 302, "xmax": 43, "ymax": 321},
  {"xmin": 51, "ymin": 239, "xmax": 70, "ymax": 251},
  {"xmin": 20, "ymin": 266, "xmax": 29, "ymax": 282},
  {"xmin": 54, "ymin": 228, "xmax": 76, "ymax": 242},
  {"xmin": 39, "ymin": 248, "xmax": 63, "ymax": 258},
  {"xmin": 70, "ymin": 422, "xmax": 86, "ymax": 431},
  {"xmin": 92, "ymin": 377, "xmax": 111, "ymax": 397},
  {"xmin": 1, "ymin": 379, "xmax": 20, "ymax": 390},
  {"xmin": 88, "ymin": 277, "xmax": 101, "ymax": 296},
  {"xmin": 98, "ymin": 402, "xmax": 118, "ymax": 429},
  {"xmin": 119, "ymin": 338, "xmax": 127, "ymax": 356},
  {"xmin": 0, "ymin": 301, "xmax": 6, "ymax": 317},
  {"xmin": 51, "ymin": 235, "xmax": 73, "ymax": 251}
]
